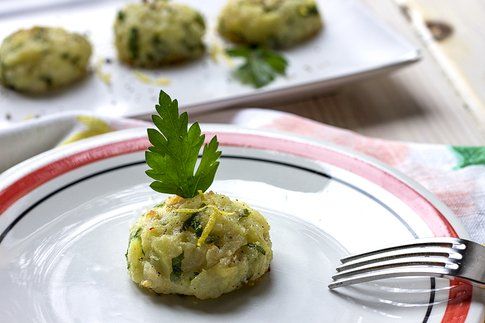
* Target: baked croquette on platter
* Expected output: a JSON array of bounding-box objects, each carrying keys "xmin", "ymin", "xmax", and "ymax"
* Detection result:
[
  {"xmin": 218, "ymin": 0, "xmax": 323, "ymax": 48},
  {"xmin": 0, "ymin": 26, "xmax": 91, "ymax": 93},
  {"xmin": 114, "ymin": 1, "xmax": 206, "ymax": 67},
  {"xmin": 0, "ymin": 0, "xmax": 418, "ymax": 121}
]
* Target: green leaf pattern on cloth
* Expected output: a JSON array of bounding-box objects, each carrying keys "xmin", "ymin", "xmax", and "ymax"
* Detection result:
[{"xmin": 452, "ymin": 146, "xmax": 485, "ymax": 169}]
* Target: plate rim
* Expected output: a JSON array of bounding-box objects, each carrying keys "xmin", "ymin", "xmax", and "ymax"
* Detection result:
[
  {"xmin": 0, "ymin": 125, "xmax": 481, "ymax": 322},
  {"xmin": 0, "ymin": 124, "xmax": 463, "ymax": 235}
]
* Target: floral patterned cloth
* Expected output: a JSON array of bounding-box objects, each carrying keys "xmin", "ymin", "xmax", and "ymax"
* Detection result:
[
  {"xmin": 239, "ymin": 109, "xmax": 485, "ymax": 243},
  {"xmin": 1, "ymin": 109, "xmax": 483, "ymax": 242}
]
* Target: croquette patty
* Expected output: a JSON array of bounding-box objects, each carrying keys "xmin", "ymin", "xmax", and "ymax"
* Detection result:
[
  {"xmin": 218, "ymin": 0, "xmax": 323, "ymax": 48},
  {"xmin": 114, "ymin": 1, "xmax": 206, "ymax": 67},
  {"xmin": 126, "ymin": 192, "xmax": 272, "ymax": 299},
  {"xmin": 0, "ymin": 26, "xmax": 92, "ymax": 93}
]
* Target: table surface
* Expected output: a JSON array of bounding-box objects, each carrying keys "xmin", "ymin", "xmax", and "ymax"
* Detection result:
[{"xmin": 205, "ymin": 0, "xmax": 485, "ymax": 145}]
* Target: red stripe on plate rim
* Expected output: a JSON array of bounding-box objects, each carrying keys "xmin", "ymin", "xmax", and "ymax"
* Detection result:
[{"xmin": 0, "ymin": 131, "xmax": 472, "ymax": 322}]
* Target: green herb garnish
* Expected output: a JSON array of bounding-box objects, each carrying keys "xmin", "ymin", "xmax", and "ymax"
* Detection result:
[
  {"xmin": 126, "ymin": 227, "xmax": 143, "ymax": 269},
  {"xmin": 205, "ymin": 235, "xmax": 219, "ymax": 244},
  {"xmin": 182, "ymin": 213, "xmax": 203, "ymax": 237},
  {"xmin": 40, "ymin": 75, "xmax": 53, "ymax": 87},
  {"xmin": 239, "ymin": 208, "xmax": 250, "ymax": 218},
  {"xmin": 146, "ymin": 90, "xmax": 221, "ymax": 198},
  {"xmin": 226, "ymin": 46, "xmax": 288, "ymax": 88},
  {"xmin": 300, "ymin": 4, "xmax": 319, "ymax": 16},
  {"xmin": 128, "ymin": 27, "xmax": 139, "ymax": 60},
  {"xmin": 131, "ymin": 227, "xmax": 142, "ymax": 240},
  {"xmin": 246, "ymin": 242, "xmax": 266, "ymax": 255},
  {"xmin": 170, "ymin": 252, "xmax": 184, "ymax": 281},
  {"xmin": 154, "ymin": 201, "xmax": 165, "ymax": 208},
  {"xmin": 194, "ymin": 13, "xmax": 205, "ymax": 28},
  {"xmin": 117, "ymin": 10, "xmax": 125, "ymax": 22}
]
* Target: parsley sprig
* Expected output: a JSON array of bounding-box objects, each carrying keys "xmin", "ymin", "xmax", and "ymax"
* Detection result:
[
  {"xmin": 226, "ymin": 46, "xmax": 288, "ymax": 88},
  {"xmin": 145, "ymin": 90, "xmax": 221, "ymax": 198}
]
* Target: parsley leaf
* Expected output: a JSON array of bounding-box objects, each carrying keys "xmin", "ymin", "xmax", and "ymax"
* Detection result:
[
  {"xmin": 246, "ymin": 242, "xmax": 266, "ymax": 255},
  {"xmin": 182, "ymin": 213, "xmax": 203, "ymax": 237},
  {"xmin": 170, "ymin": 252, "xmax": 184, "ymax": 281},
  {"xmin": 146, "ymin": 90, "xmax": 221, "ymax": 198},
  {"xmin": 128, "ymin": 27, "xmax": 139, "ymax": 60},
  {"xmin": 226, "ymin": 46, "xmax": 288, "ymax": 88}
]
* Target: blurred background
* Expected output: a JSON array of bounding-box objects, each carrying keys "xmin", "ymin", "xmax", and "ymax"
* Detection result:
[{"xmin": 0, "ymin": 0, "xmax": 484, "ymax": 145}]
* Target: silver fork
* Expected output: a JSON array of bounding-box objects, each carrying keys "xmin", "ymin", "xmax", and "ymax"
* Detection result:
[{"xmin": 329, "ymin": 237, "xmax": 485, "ymax": 289}]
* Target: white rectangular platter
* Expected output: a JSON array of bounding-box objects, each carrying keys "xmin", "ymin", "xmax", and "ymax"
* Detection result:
[{"xmin": 0, "ymin": 0, "xmax": 419, "ymax": 122}]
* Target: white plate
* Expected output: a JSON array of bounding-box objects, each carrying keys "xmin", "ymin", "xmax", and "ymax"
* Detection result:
[
  {"xmin": 0, "ymin": 0, "xmax": 419, "ymax": 122},
  {"xmin": 0, "ymin": 126, "xmax": 482, "ymax": 322}
]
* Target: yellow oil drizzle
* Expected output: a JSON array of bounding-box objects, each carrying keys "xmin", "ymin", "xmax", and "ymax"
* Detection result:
[
  {"xmin": 95, "ymin": 58, "xmax": 112, "ymax": 85},
  {"xmin": 209, "ymin": 42, "xmax": 234, "ymax": 67},
  {"xmin": 134, "ymin": 71, "xmax": 170, "ymax": 86},
  {"xmin": 60, "ymin": 115, "xmax": 112, "ymax": 145}
]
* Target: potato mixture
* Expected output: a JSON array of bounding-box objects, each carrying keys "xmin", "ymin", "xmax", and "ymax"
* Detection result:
[
  {"xmin": 114, "ymin": 1, "xmax": 206, "ymax": 67},
  {"xmin": 0, "ymin": 26, "xmax": 92, "ymax": 93},
  {"xmin": 218, "ymin": 0, "xmax": 323, "ymax": 48},
  {"xmin": 126, "ymin": 192, "xmax": 272, "ymax": 299}
]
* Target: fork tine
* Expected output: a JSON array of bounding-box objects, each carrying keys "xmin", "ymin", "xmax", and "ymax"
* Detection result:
[
  {"xmin": 328, "ymin": 266, "xmax": 451, "ymax": 289},
  {"xmin": 333, "ymin": 256, "xmax": 459, "ymax": 280},
  {"xmin": 341, "ymin": 237, "xmax": 464, "ymax": 264},
  {"xmin": 336, "ymin": 246, "xmax": 461, "ymax": 272}
]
